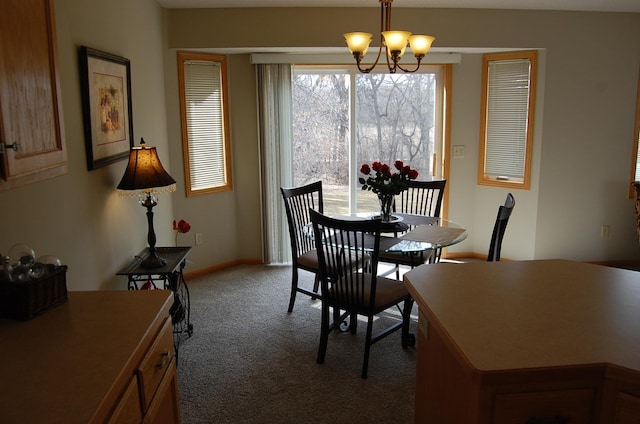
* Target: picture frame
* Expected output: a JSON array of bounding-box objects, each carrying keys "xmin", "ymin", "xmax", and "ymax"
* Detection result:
[{"xmin": 79, "ymin": 46, "xmax": 134, "ymax": 170}]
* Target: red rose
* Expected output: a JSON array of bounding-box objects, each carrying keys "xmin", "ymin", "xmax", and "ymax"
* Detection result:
[
  {"xmin": 380, "ymin": 164, "xmax": 390, "ymax": 175},
  {"xmin": 372, "ymin": 161, "xmax": 382, "ymax": 172},
  {"xmin": 174, "ymin": 219, "xmax": 191, "ymax": 233},
  {"xmin": 360, "ymin": 164, "xmax": 371, "ymax": 175},
  {"xmin": 394, "ymin": 160, "xmax": 404, "ymax": 171},
  {"xmin": 409, "ymin": 169, "xmax": 419, "ymax": 179}
]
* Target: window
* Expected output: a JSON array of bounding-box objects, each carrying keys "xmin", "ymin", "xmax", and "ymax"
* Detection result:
[
  {"xmin": 292, "ymin": 65, "xmax": 447, "ymax": 215},
  {"xmin": 177, "ymin": 52, "xmax": 232, "ymax": 196},
  {"xmin": 629, "ymin": 70, "xmax": 640, "ymax": 198},
  {"xmin": 478, "ymin": 51, "xmax": 537, "ymax": 189}
]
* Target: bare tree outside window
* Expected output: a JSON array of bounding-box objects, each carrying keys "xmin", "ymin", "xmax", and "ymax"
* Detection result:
[{"xmin": 292, "ymin": 68, "xmax": 438, "ymax": 215}]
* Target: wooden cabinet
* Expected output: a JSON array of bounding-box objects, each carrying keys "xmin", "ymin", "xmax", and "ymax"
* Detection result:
[
  {"xmin": 0, "ymin": 0, "xmax": 67, "ymax": 191},
  {"xmin": 405, "ymin": 260, "xmax": 640, "ymax": 424},
  {"xmin": 0, "ymin": 290, "xmax": 181, "ymax": 423}
]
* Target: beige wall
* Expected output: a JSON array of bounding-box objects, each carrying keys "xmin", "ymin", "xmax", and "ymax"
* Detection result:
[
  {"xmin": 166, "ymin": 7, "xmax": 640, "ymax": 261},
  {"xmin": 0, "ymin": 0, "xmax": 173, "ymax": 290},
  {"xmin": 0, "ymin": 3, "xmax": 638, "ymax": 293}
]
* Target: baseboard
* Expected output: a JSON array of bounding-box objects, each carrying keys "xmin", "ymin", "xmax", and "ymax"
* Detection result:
[{"xmin": 184, "ymin": 258, "xmax": 264, "ymax": 280}]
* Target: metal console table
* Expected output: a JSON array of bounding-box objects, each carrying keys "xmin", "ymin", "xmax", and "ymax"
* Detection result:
[{"xmin": 117, "ymin": 246, "xmax": 193, "ymax": 354}]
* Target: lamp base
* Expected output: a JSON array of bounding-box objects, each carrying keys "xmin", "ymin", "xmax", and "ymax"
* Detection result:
[{"xmin": 140, "ymin": 251, "xmax": 167, "ymax": 269}]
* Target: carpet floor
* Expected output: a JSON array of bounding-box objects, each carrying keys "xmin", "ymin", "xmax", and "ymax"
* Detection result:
[{"xmin": 175, "ymin": 264, "xmax": 418, "ymax": 423}]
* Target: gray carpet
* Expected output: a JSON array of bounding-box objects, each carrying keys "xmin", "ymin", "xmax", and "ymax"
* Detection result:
[{"xmin": 175, "ymin": 264, "xmax": 418, "ymax": 423}]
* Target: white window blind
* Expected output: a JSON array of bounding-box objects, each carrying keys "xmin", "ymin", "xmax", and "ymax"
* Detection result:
[
  {"xmin": 182, "ymin": 57, "xmax": 230, "ymax": 193},
  {"xmin": 485, "ymin": 58, "xmax": 532, "ymax": 179}
]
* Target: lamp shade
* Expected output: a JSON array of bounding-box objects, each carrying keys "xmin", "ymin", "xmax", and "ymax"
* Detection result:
[
  {"xmin": 382, "ymin": 31, "xmax": 411, "ymax": 56},
  {"xmin": 344, "ymin": 32, "xmax": 373, "ymax": 57},
  {"xmin": 117, "ymin": 139, "xmax": 176, "ymax": 193},
  {"xmin": 409, "ymin": 35, "xmax": 435, "ymax": 56}
]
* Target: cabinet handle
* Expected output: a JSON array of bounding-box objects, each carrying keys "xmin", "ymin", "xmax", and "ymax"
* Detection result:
[
  {"xmin": 156, "ymin": 351, "xmax": 171, "ymax": 369},
  {"xmin": 526, "ymin": 416, "xmax": 569, "ymax": 424},
  {"xmin": 0, "ymin": 142, "xmax": 19, "ymax": 154}
]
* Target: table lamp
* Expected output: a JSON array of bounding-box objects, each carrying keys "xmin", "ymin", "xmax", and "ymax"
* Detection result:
[{"xmin": 117, "ymin": 138, "xmax": 176, "ymax": 269}]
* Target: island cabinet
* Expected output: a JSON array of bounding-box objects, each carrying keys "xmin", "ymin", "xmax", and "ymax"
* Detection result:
[
  {"xmin": 0, "ymin": 0, "xmax": 67, "ymax": 191},
  {"xmin": 404, "ymin": 260, "xmax": 640, "ymax": 424},
  {"xmin": 0, "ymin": 290, "xmax": 181, "ymax": 423}
]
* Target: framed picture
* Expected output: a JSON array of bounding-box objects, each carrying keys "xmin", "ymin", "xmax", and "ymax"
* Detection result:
[{"xmin": 79, "ymin": 46, "xmax": 134, "ymax": 170}]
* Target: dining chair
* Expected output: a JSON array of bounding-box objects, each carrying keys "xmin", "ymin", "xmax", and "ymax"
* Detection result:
[
  {"xmin": 487, "ymin": 193, "xmax": 515, "ymax": 262},
  {"xmin": 309, "ymin": 209, "xmax": 415, "ymax": 379},
  {"xmin": 280, "ymin": 181, "xmax": 324, "ymax": 313},
  {"xmin": 378, "ymin": 179, "xmax": 446, "ymax": 276}
]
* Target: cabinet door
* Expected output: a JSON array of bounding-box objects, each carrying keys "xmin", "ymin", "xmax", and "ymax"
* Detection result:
[
  {"xmin": 143, "ymin": 359, "xmax": 181, "ymax": 424},
  {"xmin": 616, "ymin": 392, "xmax": 640, "ymax": 424},
  {"xmin": 493, "ymin": 389, "xmax": 595, "ymax": 424},
  {"xmin": 0, "ymin": 0, "xmax": 67, "ymax": 190}
]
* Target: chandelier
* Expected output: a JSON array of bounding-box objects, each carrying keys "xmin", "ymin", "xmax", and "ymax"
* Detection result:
[{"xmin": 344, "ymin": 0, "xmax": 435, "ymax": 74}]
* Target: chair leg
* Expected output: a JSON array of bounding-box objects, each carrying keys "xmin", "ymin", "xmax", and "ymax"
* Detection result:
[
  {"xmin": 350, "ymin": 311, "xmax": 358, "ymax": 334},
  {"xmin": 361, "ymin": 316, "xmax": 374, "ymax": 379},
  {"xmin": 287, "ymin": 267, "xmax": 299, "ymax": 313},
  {"xmin": 317, "ymin": 302, "xmax": 330, "ymax": 364},
  {"xmin": 401, "ymin": 296, "xmax": 415, "ymax": 348},
  {"xmin": 312, "ymin": 274, "xmax": 320, "ymax": 298}
]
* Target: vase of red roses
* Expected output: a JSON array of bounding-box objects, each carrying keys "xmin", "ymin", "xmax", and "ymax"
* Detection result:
[{"xmin": 359, "ymin": 161, "xmax": 419, "ymax": 222}]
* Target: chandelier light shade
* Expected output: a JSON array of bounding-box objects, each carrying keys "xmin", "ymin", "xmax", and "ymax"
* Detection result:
[
  {"xmin": 117, "ymin": 138, "xmax": 176, "ymax": 269},
  {"xmin": 344, "ymin": 0, "xmax": 435, "ymax": 74}
]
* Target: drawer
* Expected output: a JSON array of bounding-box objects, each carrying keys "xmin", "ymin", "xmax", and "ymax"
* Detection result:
[
  {"xmin": 493, "ymin": 388, "xmax": 595, "ymax": 424},
  {"xmin": 138, "ymin": 317, "xmax": 174, "ymax": 411}
]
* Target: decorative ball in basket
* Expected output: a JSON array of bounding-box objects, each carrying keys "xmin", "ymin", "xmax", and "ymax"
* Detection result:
[{"xmin": 0, "ymin": 244, "xmax": 67, "ymax": 320}]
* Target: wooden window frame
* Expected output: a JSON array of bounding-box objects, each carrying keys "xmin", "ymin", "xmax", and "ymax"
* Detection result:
[
  {"xmin": 628, "ymin": 69, "xmax": 640, "ymax": 199},
  {"xmin": 478, "ymin": 50, "xmax": 537, "ymax": 190},
  {"xmin": 177, "ymin": 51, "xmax": 232, "ymax": 197}
]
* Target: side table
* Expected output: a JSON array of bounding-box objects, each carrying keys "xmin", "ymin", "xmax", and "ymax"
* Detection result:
[{"xmin": 117, "ymin": 246, "xmax": 193, "ymax": 354}]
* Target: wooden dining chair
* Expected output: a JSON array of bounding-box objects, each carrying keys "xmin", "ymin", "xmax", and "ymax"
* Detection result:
[
  {"xmin": 487, "ymin": 193, "xmax": 515, "ymax": 261},
  {"xmin": 310, "ymin": 209, "xmax": 415, "ymax": 379},
  {"xmin": 280, "ymin": 181, "xmax": 324, "ymax": 313},
  {"xmin": 378, "ymin": 179, "xmax": 446, "ymax": 276}
]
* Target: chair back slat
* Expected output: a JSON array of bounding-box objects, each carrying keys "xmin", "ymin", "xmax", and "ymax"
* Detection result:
[
  {"xmin": 487, "ymin": 193, "xmax": 515, "ymax": 262},
  {"xmin": 397, "ymin": 179, "xmax": 446, "ymax": 220},
  {"xmin": 281, "ymin": 181, "xmax": 323, "ymax": 258},
  {"xmin": 310, "ymin": 210, "xmax": 381, "ymax": 311}
]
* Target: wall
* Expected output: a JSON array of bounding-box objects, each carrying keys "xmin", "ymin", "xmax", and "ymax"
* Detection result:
[
  {"xmin": 166, "ymin": 7, "xmax": 640, "ymax": 262},
  {"xmin": 0, "ymin": 0, "xmax": 176, "ymax": 290},
  {"xmin": 0, "ymin": 4, "xmax": 638, "ymax": 293}
]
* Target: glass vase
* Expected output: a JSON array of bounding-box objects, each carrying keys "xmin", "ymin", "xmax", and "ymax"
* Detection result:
[{"xmin": 378, "ymin": 194, "xmax": 394, "ymax": 223}]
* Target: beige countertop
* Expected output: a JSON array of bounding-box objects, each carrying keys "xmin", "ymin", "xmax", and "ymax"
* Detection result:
[{"xmin": 404, "ymin": 259, "xmax": 640, "ymax": 373}]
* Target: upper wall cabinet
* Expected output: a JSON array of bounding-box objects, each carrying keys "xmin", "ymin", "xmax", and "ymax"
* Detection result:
[{"xmin": 0, "ymin": 0, "xmax": 67, "ymax": 191}]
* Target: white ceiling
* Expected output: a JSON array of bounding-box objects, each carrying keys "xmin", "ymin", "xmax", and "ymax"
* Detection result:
[{"xmin": 156, "ymin": 0, "xmax": 640, "ymax": 13}]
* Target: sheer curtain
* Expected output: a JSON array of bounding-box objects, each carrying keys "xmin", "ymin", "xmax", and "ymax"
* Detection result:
[{"xmin": 257, "ymin": 64, "xmax": 293, "ymax": 264}]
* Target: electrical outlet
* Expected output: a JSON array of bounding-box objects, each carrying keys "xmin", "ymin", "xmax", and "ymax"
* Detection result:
[
  {"xmin": 453, "ymin": 145, "xmax": 465, "ymax": 158},
  {"xmin": 195, "ymin": 232, "xmax": 203, "ymax": 245},
  {"xmin": 600, "ymin": 225, "xmax": 610, "ymax": 238}
]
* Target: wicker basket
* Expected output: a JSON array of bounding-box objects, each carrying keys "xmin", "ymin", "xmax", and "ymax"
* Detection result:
[{"xmin": 0, "ymin": 266, "xmax": 68, "ymax": 320}]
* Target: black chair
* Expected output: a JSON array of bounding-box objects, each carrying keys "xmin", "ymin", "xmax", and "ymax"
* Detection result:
[
  {"xmin": 378, "ymin": 179, "xmax": 446, "ymax": 275},
  {"xmin": 487, "ymin": 193, "xmax": 515, "ymax": 262},
  {"xmin": 310, "ymin": 209, "xmax": 414, "ymax": 379},
  {"xmin": 281, "ymin": 181, "xmax": 324, "ymax": 312}
]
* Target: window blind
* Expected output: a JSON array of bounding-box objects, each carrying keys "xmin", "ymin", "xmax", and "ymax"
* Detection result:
[
  {"xmin": 183, "ymin": 59, "xmax": 227, "ymax": 190},
  {"xmin": 484, "ymin": 58, "xmax": 531, "ymax": 179}
]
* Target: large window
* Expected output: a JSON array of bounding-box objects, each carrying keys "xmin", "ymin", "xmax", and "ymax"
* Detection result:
[
  {"xmin": 478, "ymin": 51, "xmax": 537, "ymax": 189},
  {"xmin": 177, "ymin": 52, "xmax": 232, "ymax": 196},
  {"xmin": 292, "ymin": 66, "xmax": 446, "ymax": 215}
]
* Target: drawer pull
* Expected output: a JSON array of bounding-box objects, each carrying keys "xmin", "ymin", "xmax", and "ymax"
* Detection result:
[{"xmin": 156, "ymin": 352, "xmax": 171, "ymax": 369}]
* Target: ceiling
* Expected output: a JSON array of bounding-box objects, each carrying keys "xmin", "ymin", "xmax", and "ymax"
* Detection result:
[{"xmin": 156, "ymin": 0, "xmax": 640, "ymax": 13}]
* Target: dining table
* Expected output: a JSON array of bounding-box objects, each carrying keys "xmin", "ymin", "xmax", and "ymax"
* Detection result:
[{"xmin": 336, "ymin": 212, "xmax": 468, "ymax": 255}]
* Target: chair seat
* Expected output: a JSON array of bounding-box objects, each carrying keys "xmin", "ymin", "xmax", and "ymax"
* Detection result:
[
  {"xmin": 329, "ymin": 273, "xmax": 409, "ymax": 310},
  {"xmin": 297, "ymin": 249, "xmax": 320, "ymax": 270}
]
